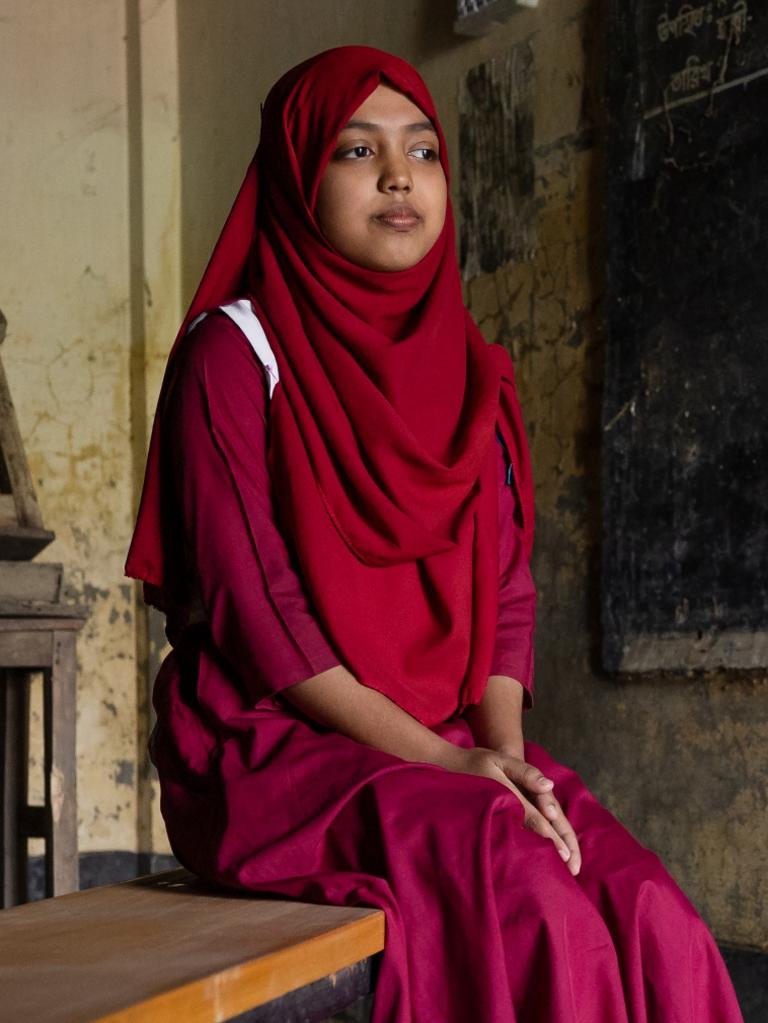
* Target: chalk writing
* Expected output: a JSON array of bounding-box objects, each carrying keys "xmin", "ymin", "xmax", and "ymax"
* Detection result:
[
  {"xmin": 670, "ymin": 54, "xmax": 716, "ymax": 92},
  {"xmin": 657, "ymin": 4, "xmax": 714, "ymax": 42},
  {"xmin": 657, "ymin": 1, "xmax": 749, "ymax": 43},
  {"xmin": 645, "ymin": 63, "xmax": 768, "ymax": 119},
  {"xmin": 716, "ymin": 0, "xmax": 749, "ymax": 40}
]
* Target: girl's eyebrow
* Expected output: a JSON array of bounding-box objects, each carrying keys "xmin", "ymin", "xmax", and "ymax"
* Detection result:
[{"xmin": 340, "ymin": 119, "xmax": 437, "ymax": 134}]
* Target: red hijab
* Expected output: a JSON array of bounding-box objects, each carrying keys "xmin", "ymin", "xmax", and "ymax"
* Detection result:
[{"xmin": 125, "ymin": 45, "xmax": 534, "ymax": 725}]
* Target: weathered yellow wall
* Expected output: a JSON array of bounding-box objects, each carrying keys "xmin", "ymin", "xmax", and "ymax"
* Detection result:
[
  {"xmin": 1, "ymin": 0, "xmax": 178, "ymax": 860},
  {"xmin": 1, "ymin": 1, "xmax": 138, "ymax": 853}
]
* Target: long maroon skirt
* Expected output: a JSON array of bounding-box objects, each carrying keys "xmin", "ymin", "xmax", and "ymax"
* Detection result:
[{"xmin": 152, "ymin": 640, "xmax": 744, "ymax": 1023}]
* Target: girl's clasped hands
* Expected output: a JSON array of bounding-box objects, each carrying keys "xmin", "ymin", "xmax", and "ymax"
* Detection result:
[{"xmin": 450, "ymin": 746, "xmax": 583, "ymax": 876}]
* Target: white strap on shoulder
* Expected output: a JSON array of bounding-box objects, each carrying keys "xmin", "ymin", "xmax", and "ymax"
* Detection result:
[
  {"xmin": 219, "ymin": 300, "xmax": 280, "ymax": 399},
  {"xmin": 187, "ymin": 299, "xmax": 280, "ymax": 400}
]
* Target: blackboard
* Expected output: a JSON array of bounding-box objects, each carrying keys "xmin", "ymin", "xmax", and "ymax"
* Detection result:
[{"xmin": 602, "ymin": 0, "xmax": 768, "ymax": 671}]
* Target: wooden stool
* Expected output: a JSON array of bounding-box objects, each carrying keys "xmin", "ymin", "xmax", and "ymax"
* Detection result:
[{"xmin": 0, "ymin": 606, "xmax": 88, "ymax": 907}]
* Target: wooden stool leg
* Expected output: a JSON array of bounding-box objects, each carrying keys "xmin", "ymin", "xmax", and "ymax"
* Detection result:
[
  {"xmin": 1, "ymin": 668, "xmax": 30, "ymax": 907},
  {"xmin": 43, "ymin": 633, "xmax": 78, "ymax": 897}
]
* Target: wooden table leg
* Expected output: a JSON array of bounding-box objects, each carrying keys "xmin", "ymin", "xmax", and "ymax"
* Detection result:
[
  {"xmin": 1, "ymin": 668, "xmax": 30, "ymax": 907},
  {"xmin": 43, "ymin": 633, "xmax": 78, "ymax": 897}
]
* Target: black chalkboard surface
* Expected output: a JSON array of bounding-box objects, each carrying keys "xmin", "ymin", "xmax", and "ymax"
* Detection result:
[{"xmin": 602, "ymin": 0, "xmax": 768, "ymax": 671}]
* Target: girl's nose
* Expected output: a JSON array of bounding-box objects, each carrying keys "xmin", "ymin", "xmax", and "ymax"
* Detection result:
[{"xmin": 378, "ymin": 154, "xmax": 412, "ymax": 193}]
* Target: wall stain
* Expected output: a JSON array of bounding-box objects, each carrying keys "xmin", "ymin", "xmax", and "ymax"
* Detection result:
[{"xmin": 115, "ymin": 761, "xmax": 134, "ymax": 787}]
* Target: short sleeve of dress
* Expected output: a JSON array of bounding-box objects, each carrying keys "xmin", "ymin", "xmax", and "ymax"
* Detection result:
[
  {"xmin": 163, "ymin": 311, "xmax": 342, "ymax": 702},
  {"xmin": 490, "ymin": 436, "xmax": 537, "ymax": 710}
]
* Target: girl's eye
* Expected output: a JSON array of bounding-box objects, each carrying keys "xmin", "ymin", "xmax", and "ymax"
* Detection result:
[
  {"xmin": 411, "ymin": 147, "xmax": 438, "ymax": 161},
  {"xmin": 339, "ymin": 145, "xmax": 373, "ymax": 159}
]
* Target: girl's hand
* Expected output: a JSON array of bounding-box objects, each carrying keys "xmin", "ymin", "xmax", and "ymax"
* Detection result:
[{"xmin": 444, "ymin": 746, "xmax": 582, "ymax": 876}]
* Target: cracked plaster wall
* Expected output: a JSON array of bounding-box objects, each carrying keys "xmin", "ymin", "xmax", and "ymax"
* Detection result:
[
  {"xmin": 1, "ymin": 0, "xmax": 178, "ymax": 859},
  {"xmin": 2, "ymin": 2, "xmax": 140, "ymax": 854}
]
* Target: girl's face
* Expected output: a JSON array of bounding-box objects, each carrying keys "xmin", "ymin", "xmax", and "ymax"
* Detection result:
[{"xmin": 315, "ymin": 84, "xmax": 448, "ymax": 272}]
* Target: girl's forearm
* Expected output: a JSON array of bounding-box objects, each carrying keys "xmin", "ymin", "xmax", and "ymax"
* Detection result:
[
  {"xmin": 277, "ymin": 663, "xmax": 466, "ymax": 769},
  {"xmin": 463, "ymin": 674, "xmax": 525, "ymax": 756}
]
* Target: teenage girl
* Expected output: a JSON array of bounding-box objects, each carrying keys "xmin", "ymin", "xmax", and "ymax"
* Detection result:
[{"xmin": 126, "ymin": 45, "xmax": 743, "ymax": 1023}]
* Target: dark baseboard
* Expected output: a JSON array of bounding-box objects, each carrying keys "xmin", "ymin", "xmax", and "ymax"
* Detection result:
[
  {"xmin": 22, "ymin": 854, "xmax": 767, "ymax": 1022},
  {"xmin": 26, "ymin": 850, "xmax": 179, "ymax": 901},
  {"xmin": 718, "ymin": 944, "xmax": 768, "ymax": 1023}
]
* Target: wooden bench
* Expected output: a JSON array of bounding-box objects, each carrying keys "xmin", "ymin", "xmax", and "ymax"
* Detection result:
[{"xmin": 0, "ymin": 868, "xmax": 385, "ymax": 1022}]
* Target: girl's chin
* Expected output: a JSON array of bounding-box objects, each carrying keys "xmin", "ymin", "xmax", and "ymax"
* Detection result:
[{"xmin": 355, "ymin": 240, "xmax": 432, "ymax": 272}]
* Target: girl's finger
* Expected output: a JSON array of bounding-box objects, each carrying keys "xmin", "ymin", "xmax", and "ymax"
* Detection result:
[
  {"xmin": 536, "ymin": 795, "xmax": 582, "ymax": 876},
  {"xmin": 487, "ymin": 765, "xmax": 527, "ymax": 801},
  {"xmin": 503, "ymin": 758, "xmax": 554, "ymax": 795},
  {"xmin": 491, "ymin": 769, "xmax": 574, "ymax": 867},
  {"xmin": 520, "ymin": 801, "xmax": 572, "ymax": 864}
]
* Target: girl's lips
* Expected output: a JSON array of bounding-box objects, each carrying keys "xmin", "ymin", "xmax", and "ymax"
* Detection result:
[{"xmin": 374, "ymin": 206, "xmax": 421, "ymax": 231}]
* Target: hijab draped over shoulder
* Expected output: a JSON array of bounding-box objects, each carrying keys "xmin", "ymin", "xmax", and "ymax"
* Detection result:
[{"xmin": 125, "ymin": 45, "xmax": 535, "ymax": 725}]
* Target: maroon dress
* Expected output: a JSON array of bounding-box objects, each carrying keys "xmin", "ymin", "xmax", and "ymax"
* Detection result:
[{"xmin": 150, "ymin": 312, "xmax": 743, "ymax": 1023}]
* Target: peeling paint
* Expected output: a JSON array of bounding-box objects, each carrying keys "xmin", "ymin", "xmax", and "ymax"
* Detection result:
[
  {"xmin": 115, "ymin": 761, "xmax": 134, "ymax": 787},
  {"xmin": 81, "ymin": 582, "xmax": 110, "ymax": 602},
  {"xmin": 2, "ymin": 1, "xmax": 144, "ymax": 859}
]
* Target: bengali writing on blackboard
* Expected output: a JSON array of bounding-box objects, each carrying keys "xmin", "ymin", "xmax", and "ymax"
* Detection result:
[
  {"xmin": 643, "ymin": 0, "xmax": 760, "ymax": 116},
  {"xmin": 656, "ymin": 1, "xmax": 748, "ymax": 45}
]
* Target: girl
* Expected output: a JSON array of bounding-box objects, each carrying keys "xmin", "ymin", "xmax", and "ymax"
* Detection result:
[{"xmin": 125, "ymin": 46, "xmax": 743, "ymax": 1023}]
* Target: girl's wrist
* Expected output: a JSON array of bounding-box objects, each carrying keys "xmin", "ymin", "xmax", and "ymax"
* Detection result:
[
  {"xmin": 495, "ymin": 738, "xmax": 525, "ymax": 760},
  {"xmin": 429, "ymin": 739, "xmax": 473, "ymax": 773},
  {"xmin": 464, "ymin": 675, "xmax": 525, "ymax": 755}
]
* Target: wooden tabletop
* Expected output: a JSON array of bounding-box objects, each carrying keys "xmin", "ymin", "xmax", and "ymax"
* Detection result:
[{"xmin": 0, "ymin": 869, "xmax": 386, "ymax": 1023}]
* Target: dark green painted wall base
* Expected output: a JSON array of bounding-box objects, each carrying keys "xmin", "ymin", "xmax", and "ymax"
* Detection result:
[
  {"xmin": 26, "ymin": 851, "xmax": 178, "ymax": 902},
  {"xmin": 719, "ymin": 945, "xmax": 768, "ymax": 1023}
]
